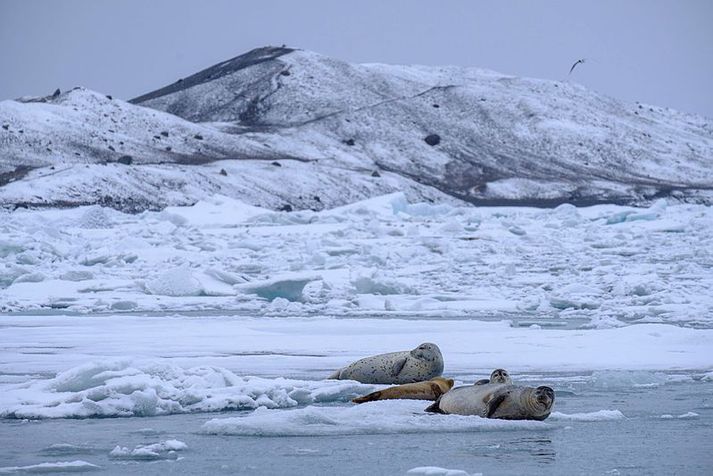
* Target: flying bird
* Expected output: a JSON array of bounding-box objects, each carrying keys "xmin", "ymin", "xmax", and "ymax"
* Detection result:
[{"xmin": 569, "ymin": 58, "xmax": 586, "ymax": 75}]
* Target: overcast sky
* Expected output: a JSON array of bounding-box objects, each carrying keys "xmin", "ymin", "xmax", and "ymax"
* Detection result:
[{"xmin": 1, "ymin": 0, "xmax": 711, "ymax": 117}]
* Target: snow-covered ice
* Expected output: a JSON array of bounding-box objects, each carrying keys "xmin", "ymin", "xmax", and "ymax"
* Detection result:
[
  {"xmin": 1, "ymin": 193, "xmax": 712, "ymax": 330},
  {"xmin": 201, "ymin": 400, "xmax": 549, "ymax": 437},
  {"xmin": 109, "ymin": 439, "xmax": 186, "ymax": 461},
  {"xmin": 0, "ymin": 360, "xmax": 372, "ymax": 419},
  {"xmin": 0, "ymin": 314, "xmax": 710, "ymax": 421}
]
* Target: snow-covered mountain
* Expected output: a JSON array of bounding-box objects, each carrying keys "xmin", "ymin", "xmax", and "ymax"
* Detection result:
[{"xmin": 1, "ymin": 46, "xmax": 712, "ymax": 211}]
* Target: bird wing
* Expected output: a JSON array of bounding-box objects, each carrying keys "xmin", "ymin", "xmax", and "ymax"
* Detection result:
[{"xmin": 569, "ymin": 59, "xmax": 584, "ymax": 75}]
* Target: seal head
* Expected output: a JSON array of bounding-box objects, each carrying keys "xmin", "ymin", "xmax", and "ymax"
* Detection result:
[
  {"xmin": 490, "ymin": 369, "xmax": 512, "ymax": 384},
  {"xmin": 474, "ymin": 369, "xmax": 512, "ymax": 385},
  {"xmin": 487, "ymin": 385, "xmax": 555, "ymax": 421},
  {"xmin": 411, "ymin": 343, "xmax": 443, "ymax": 364}
]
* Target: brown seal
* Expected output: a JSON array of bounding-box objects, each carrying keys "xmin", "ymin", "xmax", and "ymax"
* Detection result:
[{"xmin": 352, "ymin": 377, "xmax": 455, "ymax": 404}]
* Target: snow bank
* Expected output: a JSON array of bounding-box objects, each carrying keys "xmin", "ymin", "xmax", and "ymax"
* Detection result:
[
  {"xmin": 201, "ymin": 400, "xmax": 551, "ymax": 436},
  {"xmin": 0, "ymin": 361, "xmax": 373, "ymax": 419}
]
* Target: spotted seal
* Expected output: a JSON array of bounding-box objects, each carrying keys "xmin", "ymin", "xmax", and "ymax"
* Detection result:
[
  {"xmin": 473, "ymin": 368, "xmax": 512, "ymax": 385},
  {"xmin": 425, "ymin": 383, "xmax": 555, "ymax": 421},
  {"xmin": 352, "ymin": 377, "xmax": 454, "ymax": 404},
  {"xmin": 328, "ymin": 343, "xmax": 444, "ymax": 384}
]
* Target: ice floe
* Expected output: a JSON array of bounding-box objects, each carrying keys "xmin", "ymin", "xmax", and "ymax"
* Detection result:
[
  {"xmin": 0, "ymin": 460, "xmax": 99, "ymax": 473},
  {"xmin": 407, "ymin": 467, "xmax": 480, "ymax": 476},
  {"xmin": 660, "ymin": 412, "xmax": 699, "ymax": 420},
  {"xmin": 109, "ymin": 440, "xmax": 187, "ymax": 461},
  {"xmin": 589, "ymin": 370, "xmax": 670, "ymax": 389},
  {"xmin": 549, "ymin": 410, "xmax": 626, "ymax": 422},
  {"xmin": 201, "ymin": 400, "xmax": 551, "ymax": 437},
  {"xmin": 39, "ymin": 445, "xmax": 100, "ymax": 457}
]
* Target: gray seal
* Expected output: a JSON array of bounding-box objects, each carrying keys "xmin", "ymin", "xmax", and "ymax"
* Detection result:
[
  {"xmin": 425, "ymin": 383, "xmax": 555, "ymax": 421},
  {"xmin": 328, "ymin": 343, "xmax": 444, "ymax": 384},
  {"xmin": 474, "ymin": 368, "xmax": 512, "ymax": 385}
]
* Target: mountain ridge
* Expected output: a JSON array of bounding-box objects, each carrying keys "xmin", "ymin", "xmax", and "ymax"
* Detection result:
[{"xmin": 1, "ymin": 46, "xmax": 711, "ymax": 212}]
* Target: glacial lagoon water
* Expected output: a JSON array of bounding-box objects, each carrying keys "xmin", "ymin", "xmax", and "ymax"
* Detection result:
[
  {"xmin": 1, "ymin": 311, "xmax": 711, "ymax": 475},
  {"xmin": 1, "ymin": 378, "xmax": 712, "ymax": 475}
]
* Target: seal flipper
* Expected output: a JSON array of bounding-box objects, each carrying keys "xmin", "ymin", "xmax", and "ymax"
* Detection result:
[
  {"xmin": 352, "ymin": 390, "xmax": 382, "ymax": 404},
  {"xmin": 486, "ymin": 392, "xmax": 509, "ymax": 418},
  {"xmin": 328, "ymin": 368, "xmax": 342, "ymax": 379},
  {"xmin": 430, "ymin": 382, "xmax": 445, "ymax": 399},
  {"xmin": 391, "ymin": 357, "xmax": 408, "ymax": 377},
  {"xmin": 473, "ymin": 379, "xmax": 490, "ymax": 386},
  {"xmin": 425, "ymin": 395, "xmax": 445, "ymax": 413}
]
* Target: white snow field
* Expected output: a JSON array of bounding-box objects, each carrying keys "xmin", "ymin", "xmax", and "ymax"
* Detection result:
[{"xmin": 1, "ymin": 193, "xmax": 712, "ymax": 475}]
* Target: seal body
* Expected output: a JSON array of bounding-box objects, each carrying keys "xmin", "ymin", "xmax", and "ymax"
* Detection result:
[
  {"xmin": 328, "ymin": 343, "xmax": 444, "ymax": 384},
  {"xmin": 474, "ymin": 369, "xmax": 512, "ymax": 386},
  {"xmin": 425, "ymin": 384, "xmax": 555, "ymax": 421},
  {"xmin": 352, "ymin": 377, "xmax": 454, "ymax": 404}
]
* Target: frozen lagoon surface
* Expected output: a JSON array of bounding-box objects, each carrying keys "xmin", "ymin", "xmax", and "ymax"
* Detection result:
[{"xmin": 1, "ymin": 193, "xmax": 712, "ymax": 474}]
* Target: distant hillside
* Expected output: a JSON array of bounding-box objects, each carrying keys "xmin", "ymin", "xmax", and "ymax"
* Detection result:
[{"xmin": 1, "ymin": 46, "xmax": 711, "ymax": 211}]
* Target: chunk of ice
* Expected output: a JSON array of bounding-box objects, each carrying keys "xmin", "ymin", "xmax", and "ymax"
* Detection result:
[
  {"xmin": 549, "ymin": 410, "xmax": 625, "ymax": 421},
  {"xmin": 0, "ymin": 460, "xmax": 100, "ymax": 473},
  {"xmin": 407, "ymin": 467, "xmax": 478, "ymax": 476}
]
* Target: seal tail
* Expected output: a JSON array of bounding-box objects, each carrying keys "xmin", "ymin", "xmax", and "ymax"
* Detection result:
[
  {"xmin": 352, "ymin": 390, "xmax": 382, "ymax": 404},
  {"xmin": 328, "ymin": 369, "xmax": 342, "ymax": 380},
  {"xmin": 424, "ymin": 395, "xmax": 445, "ymax": 414}
]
